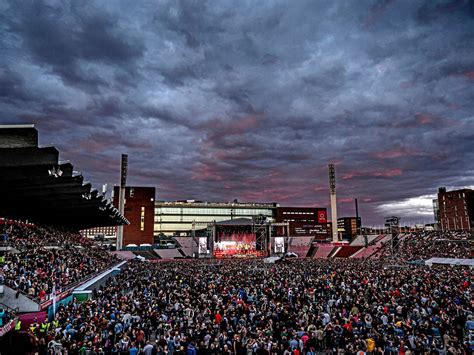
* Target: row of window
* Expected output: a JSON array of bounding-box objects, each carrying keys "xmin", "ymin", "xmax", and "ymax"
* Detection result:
[
  {"xmin": 282, "ymin": 211, "xmax": 314, "ymax": 215},
  {"xmin": 155, "ymin": 215, "xmax": 252, "ymax": 223},
  {"xmin": 441, "ymin": 216, "xmax": 471, "ymax": 229},
  {"xmin": 154, "ymin": 223, "xmax": 195, "ymax": 231},
  {"xmin": 442, "ymin": 192, "xmax": 466, "ymax": 200},
  {"xmin": 155, "ymin": 207, "xmax": 273, "ymax": 216}
]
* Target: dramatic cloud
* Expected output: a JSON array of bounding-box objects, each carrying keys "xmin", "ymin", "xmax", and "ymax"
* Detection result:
[
  {"xmin": 377, "ymin": 194, "xmax": 438, "ymax": 221},
  {"xmin": 1, "ymin": 0, "xmax": 474, "ymax": 224}
]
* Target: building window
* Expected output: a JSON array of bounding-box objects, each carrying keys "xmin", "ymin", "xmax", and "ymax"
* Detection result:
[
  {"xmin": 140, "ymin": 206, "xmax": 145, "ymax": 231},
  {"xmin": 130, "ymin": 188, "xmax": 134, "ymax": 197}
]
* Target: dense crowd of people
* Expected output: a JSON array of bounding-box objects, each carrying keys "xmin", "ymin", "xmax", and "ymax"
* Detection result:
[
  {"xmin": 374, "ymin": 231, "xmax": 472, "ymax": 260},
  {"xmin": 0, "ymin": 221, "xmax": 116, "ymax": 301},
  {"xmin": 0, "ymin": 223, "xmax": 472, "ymax": 354},
  {"xmin": 18, "ymin": 256, "xmax": 472, "ymax": 354}
]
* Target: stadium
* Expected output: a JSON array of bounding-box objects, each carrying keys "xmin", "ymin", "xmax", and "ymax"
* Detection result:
[{"xmin": 0, "ymin": 125, "xmax": 472, "ymax": 355}]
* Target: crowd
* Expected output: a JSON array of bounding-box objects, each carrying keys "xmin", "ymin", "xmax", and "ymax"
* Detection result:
[
  {"xmin": 0, "ymin": 305, "xmax": 15, "ymax": 328},
  {"xmin": 374, "ymin": 231, "xmax": 472, "ymax": 260},
  {"xmin": 0, "ymin": 221, "xmax": 116, "ymax": 301},
  {"xmin": 20, "ymin": 256, "xmax": 472, "ymax": 354}
]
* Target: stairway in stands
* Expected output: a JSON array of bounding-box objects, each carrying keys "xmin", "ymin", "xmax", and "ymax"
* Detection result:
[
  {"xmin": 332, "ymin": 246, "xmax": 363, "ymax": 258},
  {"xmin": 313, "ymin": 245, "xmax": 335, "ymax": 258},
  {"xmin": 307, "ymin": 245, "xmax": 317, "ymax": 258}
]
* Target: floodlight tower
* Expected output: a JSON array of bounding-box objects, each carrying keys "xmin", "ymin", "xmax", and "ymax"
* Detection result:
[
  {"xmin": 116, "ymin": 154, "xmax": 128, "ymax": 251},
  {"xmin": 328, "ymin": 163, "xmax": 339, "ymax": 243}
]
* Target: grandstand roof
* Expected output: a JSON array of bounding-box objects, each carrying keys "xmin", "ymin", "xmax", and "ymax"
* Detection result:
[{"xmin": 0, "ymin": 125, "xmax": 128, "ymax": 229}]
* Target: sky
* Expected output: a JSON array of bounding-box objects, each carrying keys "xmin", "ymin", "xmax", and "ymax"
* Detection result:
[{"xmin": 1, "ymin": 0, "xmax": 473, "ymax": 225}]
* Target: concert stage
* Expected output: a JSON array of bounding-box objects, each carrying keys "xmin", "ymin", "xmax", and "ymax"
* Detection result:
[
  {"xmin": 212, "ymin": 218, "xmax": 262, "ymax": 258},
  {"xmin": 203, "ymin": 217, "xmax": 289, "ymax": 259}
]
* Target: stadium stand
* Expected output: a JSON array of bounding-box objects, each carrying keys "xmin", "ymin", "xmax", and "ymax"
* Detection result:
[
  {"xmin": 0, "ymin": 125, "xmax": 127, "ymax": 341},
  {"xmin": 351, "ymin": 234, "xmax": 391, "ymax": 258},
  {"xmin": 0, "ymin": 125, "xmax": 128, "ymax": 229},
  {"xmin": 373, "ymin": 231, "xmax": 472, "ymax": 260},
  {"xmin": 173, "ymin": 237, "xmax": 197, "ymax": 257},
  {"xmin": 0, "ymin": 220, "xmax": 117, "ymax": 302},
  {"xmin": 313, "ymin": 244, "xmax": 335, "ymax": 258},
  {"xmin": 332, "ymin": 245, "xmax": 364, "ymax": 258},
  {"xmin": 286, "ymin": 236, "xmax": 313, "ymax": 257},
  {"xmin": 349, "ymin": 234, "xmax": 380, "ymax": 246},
  {"xmin": 112, "ymin": 250, "xmax": 137, "ymax": 260},
  {"xmin": 132, "ymin": 249, "xmax": 161, "ymax": 260},
  {"xmin": 153, "ymin": 248, "xmax": 183, "ymax": 259},
  {"xmin": 350, "ymin": 244, "xmax": 379, "ymax": 258}
]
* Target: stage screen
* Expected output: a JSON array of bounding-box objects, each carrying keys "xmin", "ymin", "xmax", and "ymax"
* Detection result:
[
  {"xmin": 214, "ymin": 230, "xmax": 261, "ymax": 258},
  {"xmin": 198, "ymin": 237, "xmax": 208, "ymax": 254},
  {"xmin": 274, "ymin": 237, "xmax": 285, "ymax": 254}
]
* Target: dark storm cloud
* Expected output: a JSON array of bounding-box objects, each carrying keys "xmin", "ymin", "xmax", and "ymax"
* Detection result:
[
  {"xmin": 2, "ymin": 1, "xmax": 144, "ymax": 92},
  {"xmin": 1, "ymin": 0, "xmax": 474, "ymax": 224},
  {"xmin": 0, "ymin": 68, "xmax": 33, "ymax": 102}
]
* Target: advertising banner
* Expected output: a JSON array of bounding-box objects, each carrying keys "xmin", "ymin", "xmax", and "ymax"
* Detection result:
[{"xmin": 317, "ymin": 210, "xmax": 327, "ymax": 223}]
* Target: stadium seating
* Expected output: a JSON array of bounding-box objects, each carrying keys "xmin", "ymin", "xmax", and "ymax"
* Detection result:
[
  {"xmin": 332, "ymin": 245, "xmax": 364, "ymax": 258},
  {"xmin": 349, "ymin": 234, "xmax": 380, "ymax": 246},
  {"xmin": 286, "ymin": 236, "xmax": 313, "ymax": 257},
  {"xmin": 173, "ymin": 237, "xmax": 198, "ymax": 256},
  {"xmin": 351, "ymin": 234, "xmax": 390, "ymax": 258},
  {"xmin": 0, "ymin": 221, "xmax": 116, "ymax": 302},
  {"xmin": 132, "ymin": 250, "xmax": 161, "ymax": 260},
  {"xmin": 153, "ymin": 248, "xmax": 183, "ymax": 259},
  {"xmin": 112, "ymin": 251, "xmax": 137, "ymax": 260},
  {"xmin": 313, "ymin": 244, "xmax": 335, "ymax": 258},
  {"xmin": 373, "ymin": 231, "xmax": 472, "ymax": 260},
  {"xmin": 350, "ymin": 245, "xmax": 379, "ymax": 258}
]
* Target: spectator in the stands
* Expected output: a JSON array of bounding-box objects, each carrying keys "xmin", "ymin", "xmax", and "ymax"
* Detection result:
[{"xmin": 0, "ymin": 221, "xmax": 116, "ymax": 301}]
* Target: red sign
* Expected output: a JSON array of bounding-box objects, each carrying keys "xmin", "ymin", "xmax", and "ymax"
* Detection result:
[
  {"xmin": 317, "ymin": 210, "xmax": 327, "ymax": 223},
  {"xmin": 0, "ymin": 318, "xmax": 18, "ymax": 336}
]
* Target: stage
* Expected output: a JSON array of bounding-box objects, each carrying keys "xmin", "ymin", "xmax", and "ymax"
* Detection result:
[{"xmin": 193, "ymin": 217, "xmax": 289, "ymax": 259}]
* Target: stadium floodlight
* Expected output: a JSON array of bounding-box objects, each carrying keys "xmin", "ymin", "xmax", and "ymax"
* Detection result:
[{"xmin": 48, "ymin": 166, "xmax": 62, "ymax": 178}]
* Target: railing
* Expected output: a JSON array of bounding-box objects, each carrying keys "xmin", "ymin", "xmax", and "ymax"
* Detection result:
[
  {"xmin": 0, "ymin": 302, "xmax": 19, "ymax": 334},
  {"xmin": 0, "ymin": 302, "xmax": 18, "ymax": 315},
  {"xmin": 41, "ymin": 259, "xmax": 122, "ymax": 306},
  {"xmin": 4, "ymin": 259, "xmax": 121, "ymax": 308}
]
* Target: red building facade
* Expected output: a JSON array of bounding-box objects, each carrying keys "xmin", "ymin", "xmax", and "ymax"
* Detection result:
[
  {"xmin": 113, "ymin": 186, "xmax": 155, "ymax": 245},
  {"xmin": 275, "ymin": 207, "xmax": 328, "ymax": 239},
  {"xmin": 437, "ymin": 187, "xmax": 474, "ymax": 231}
]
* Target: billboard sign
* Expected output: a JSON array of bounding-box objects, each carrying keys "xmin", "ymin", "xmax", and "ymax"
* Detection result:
[{"xmin": 317, "ymin": 210, "xmax": 327, "ymax": 223}]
